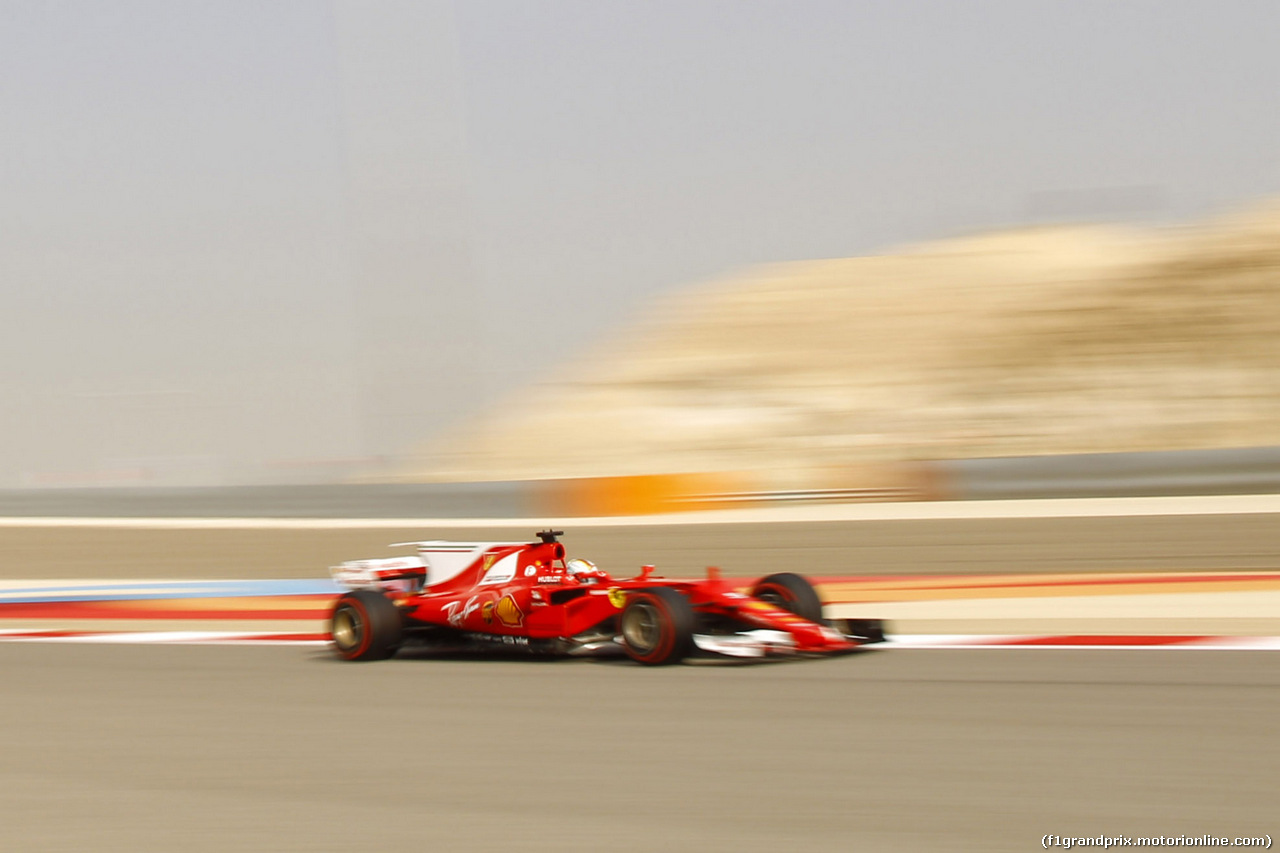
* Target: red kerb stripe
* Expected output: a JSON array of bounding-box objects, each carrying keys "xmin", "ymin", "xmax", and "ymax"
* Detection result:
[{"xmin": 992, "ymin": 635, "xmax": 1213, "ymax": 646}]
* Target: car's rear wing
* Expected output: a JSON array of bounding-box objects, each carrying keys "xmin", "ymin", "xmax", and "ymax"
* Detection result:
[
  {"xmin": 334, "ymin": 540, "xmax": 533, "ymax": 590},
  {"xmin": 330, "ymin": 556, "xmax": 427, "ymax": 592}
]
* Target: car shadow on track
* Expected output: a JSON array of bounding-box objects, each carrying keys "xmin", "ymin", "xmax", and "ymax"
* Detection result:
[{"xmin": 305, "ymin": 642, "xmax": 836, "ymax": 668}]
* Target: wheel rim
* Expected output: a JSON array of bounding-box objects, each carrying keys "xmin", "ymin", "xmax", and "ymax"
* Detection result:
[
  {"xmin": 621, "ymin": 600, "xmax": 662, "ymax": 653},
  {"xmin": 756, "ymin": 586, "xmax": 792, "ymax": 610},
  {"xmin": 332, "ymin": 605, "xmax": 363, "ymax": 651}
]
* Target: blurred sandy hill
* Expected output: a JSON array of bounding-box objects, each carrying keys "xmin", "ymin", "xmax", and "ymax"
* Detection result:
[{"xmin": 394, "ymin": 199, "xmax": 1280, "ymax": 483}]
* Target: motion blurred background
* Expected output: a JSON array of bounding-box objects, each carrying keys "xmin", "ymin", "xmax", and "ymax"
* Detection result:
[
  {"xmin": 3, "ymin": 0, "xmax": 1280, "ymax": 493},
  {"xmin": 5, "ymin": 9, "xmax": 1280, "ymax": 850}
]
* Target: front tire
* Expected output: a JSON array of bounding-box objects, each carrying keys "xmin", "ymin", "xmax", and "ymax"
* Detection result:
[
  {"xmin": 750, "ymin": 572, "xmax": 824, "ymax": 623},
  {"xmin": 619, "ymin": 588, "xmax": 695, "ymax": 665},
  {"xmin": 331, "ymin": 590, "xmax": 403, "ymax": 661},
  {"xmin": 836, "ymin": 618, "xmax": 887, "ymax": 644}
]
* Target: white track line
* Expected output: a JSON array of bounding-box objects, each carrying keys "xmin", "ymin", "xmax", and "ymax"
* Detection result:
[
  {"xmin": 883, "ymin": 634, "xmax": 1280, "ymax": 650},
  {"xmin": 0, "ymin": 629, "xmax": 325, "ymax": 645},
  {"xmin": 5, "ymin": 493, "xmax": 1280, "ymax": 528}
]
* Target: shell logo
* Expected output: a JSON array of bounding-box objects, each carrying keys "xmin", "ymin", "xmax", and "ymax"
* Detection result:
[{"xmin": 494, "ymin": 595, "xmax": 524, "ymax": 628}]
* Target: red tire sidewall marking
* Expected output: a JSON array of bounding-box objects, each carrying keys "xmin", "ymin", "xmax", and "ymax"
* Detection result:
[
  {"xmin": 336, "ymin": 596, "xmax": 372, "ymax": 659},
  {"xmin": 631, "ymin": 593, "xmax": 673, "ymax": 664}
]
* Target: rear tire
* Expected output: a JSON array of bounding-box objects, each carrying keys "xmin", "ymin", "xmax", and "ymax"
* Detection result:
[
  {"xmin": 331, "ymin": 590, "xmax": 403, "ymax": 661},
  {"xmin": 750, "ymin": 572, "xmax": 824, "ymax": 623},
  {"xmin": 619, "ymin": 588, "xmax": 695, "ymax": 665}
]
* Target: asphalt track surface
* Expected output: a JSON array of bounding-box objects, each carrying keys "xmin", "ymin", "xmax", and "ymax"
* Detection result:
[
  {"xmin": 4, "ymin": 507, "xmax": 1279, "ymax": 851},
  {"xmin": 1, "ymin": 643, "xmax": 1275, "ymax": 853},
  {"xmin": 8, "ymin": 511, "xmax": 1280, "ymax": 580}
]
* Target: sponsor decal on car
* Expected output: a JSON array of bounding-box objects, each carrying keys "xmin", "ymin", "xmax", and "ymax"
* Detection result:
[
  {"xmin": 493, "ymin": 594, "xmax": 524, "ymax": 628},
  {"xmin": 466, "ymin": 633, "xmax": 529, "ymax": 646},
  {"xmin": 478, "ymin": 554, "xmax": 518, "ymax": 585},
  {"xmin": 444, "ymin": 595, "xmax": 482, "ymax": 627},
  {"xmin": 524, "ymin": 566, "xmax": 537, "ymax": 577}
]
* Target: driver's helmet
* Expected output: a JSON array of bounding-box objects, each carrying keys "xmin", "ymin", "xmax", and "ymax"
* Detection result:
[{"xmin": 565, "ymin": 558, "xmax": 598, "ymax": 578}]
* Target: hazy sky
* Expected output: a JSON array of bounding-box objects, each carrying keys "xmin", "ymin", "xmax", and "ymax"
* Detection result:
[{"xmin": 2, "ymin": 0, "xmax": 1278, "ymax": 485}]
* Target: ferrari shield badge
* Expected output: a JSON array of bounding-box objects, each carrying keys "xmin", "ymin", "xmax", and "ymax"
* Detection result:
[{"xmin": 607, "ymin": 588, "xmax": 626, "ymax": 609}]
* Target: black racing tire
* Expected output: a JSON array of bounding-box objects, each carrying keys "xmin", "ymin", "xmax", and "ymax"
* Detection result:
[
  {"xmin": 836, "ymin": 618, "xmax": 887, "ymax": 644},
  {"xmin": 619, "ymin": 587, "xmax": 695, "ymax": 666},
  {"xmin": 750, "ymin": 572, "xmax": 824, "ymax": 623},
  {"xmin": 331, "ymin": 590, "xmax": 403, "ymax": 661}
]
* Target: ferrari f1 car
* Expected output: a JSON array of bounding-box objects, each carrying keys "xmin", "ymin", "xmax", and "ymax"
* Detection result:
[{"xmin": 328, "ymin": 530, "xmax": 884, "ymax": 665}]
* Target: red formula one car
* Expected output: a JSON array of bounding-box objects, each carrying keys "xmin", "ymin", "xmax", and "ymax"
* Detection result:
[{"xmin": 328, "ymin": 530, "xmax": 884, "ymax": 665}]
